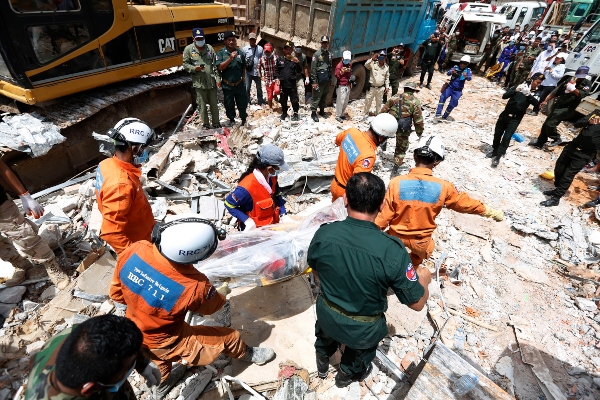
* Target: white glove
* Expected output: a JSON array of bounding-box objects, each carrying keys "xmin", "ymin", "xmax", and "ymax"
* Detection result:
[
  {"xmin": 140, "ymin": 362, "xmax": 161, "ymax": 387},
  {"xmin": 280, "ymin": 214, "xmax": 293, "ymax": 224},
  {"xmin": 305, "ymin": 77, "xmax": 310, "ymax": 85},
  {"xmin": 244, "ymin": 218, "xmax": 257, "ymax": 231},
  {"xmin": 565, "ymin": 82, "xmax": 576, "ymax": 93},
  {"xmin": 19, "ymin": 192, "xmax": 44, "ymax": 219},
  {"xmin": 516, "ymin": 83, "xmax": 531, "ymax": 96}
]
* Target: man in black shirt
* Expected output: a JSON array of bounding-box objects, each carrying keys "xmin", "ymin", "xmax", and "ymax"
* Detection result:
[
  {"xmin": 419, "ymin": 32, "xmax": 443, "ymax": 89},
  {"xmin": 489, "ymin": 73, "xmax": 543, "ymax": 167},
  {"xmin": 541, "ymin": 109, "xmax": 600, "ymax": 207},
  {"xmin": 275, "ymin": 41, "xmax": 302, "ymax": 121}
]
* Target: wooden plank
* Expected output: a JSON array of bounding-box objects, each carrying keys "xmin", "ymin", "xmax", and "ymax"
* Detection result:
[{"xmin": 406, "ymin": 343, "xmax": 512, "ymax": 399}]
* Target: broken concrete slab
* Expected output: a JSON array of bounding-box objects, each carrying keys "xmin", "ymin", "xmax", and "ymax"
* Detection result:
[
  {"xmin": 76, "ymin": 251, "xmax": 116, "ymax": 295},
  {"xmin": 0, "ymin": 303, "xmax": 16, "ymax": 318},
  {"xmin": 512, "ymin": 264, "xmax": 550, "ymax": 285},
  {"xmin": 0, "ymin": 286, "xmax": 26, "ymax": 304},
  {"xmin": 452, "ymin": 212, "xmax": 489, "ymax": 239}
]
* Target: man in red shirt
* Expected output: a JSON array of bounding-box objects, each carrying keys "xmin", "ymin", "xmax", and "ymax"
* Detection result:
[
  {"xmin": 335, "ymin": 51, "xmax": 353, "ymax": 122},
  {"xmin": 110, "ymin": 216, "xmax": 275, "ymax": 399}
]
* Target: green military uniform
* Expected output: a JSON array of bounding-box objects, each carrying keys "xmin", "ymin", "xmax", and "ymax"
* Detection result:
[
  {"xmin": 310, "ymin": 48, "xmax": 333, "ymax": 112},
  {"xmin": 216, "ymin": 47, "xmax": 248, "ymax": 123},
  {"xmin": 388, "ymin": 51, "xmax": 405, "ymax": 97},
  {"xmin": 442, "ymin": 34, "xmax": 459, "ymax": 69},
  {"xmin": 538, "ymin": 78, "xmax": 592, "ymax": 144},
  {"xmin": 510, "ymin": 45, "xmax": 542, "ymax": 87},
  {"xmin": 380, "ymin": 90, "xmax": 424, "ymax": 166},
  {"xmin": 182, "ymin": 43, "xmax": 221, "ymax": 128},
  {"xmin": 478, "ymin": 34, "xmax": 502, "ymax": 72},
  {"xmin": 307, "ymin": 217, "xmax": 424, "ymax": 375},
  {"xmin": 24, "ymin": 327, "xmax": 136, "ymax": 400}
]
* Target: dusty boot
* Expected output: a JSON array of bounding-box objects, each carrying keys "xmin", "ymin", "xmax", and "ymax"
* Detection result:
[
  {"xmin": 44, "ymin": 258, "xmax": 70, "ymax": 290},
  {"xmin": 4, "ymin": 265, "xmax": 26, "ymax": 287},
  {"xmin": 153, "ymin": 364, "xmax": 187, "ymax": 400},
  {"xmin": 239, "ymin": 346, "xmax": 276, "ymax": 365}
]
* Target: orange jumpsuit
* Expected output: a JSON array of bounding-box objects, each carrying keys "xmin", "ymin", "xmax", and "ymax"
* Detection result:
[
  {"xmin": 331, "ymin": 128, "xmax": 377, "ymax": 201},
  {"xmin": 109, "ymin": 241, "xmax": 247, "ymax": 380},
  {"xmin": 375, "ymin": 167, "xmax": 486, "ymax": 266},
  {"xmin": 95, "ymin": 156, "xmax": 155, "ymax": 255}
]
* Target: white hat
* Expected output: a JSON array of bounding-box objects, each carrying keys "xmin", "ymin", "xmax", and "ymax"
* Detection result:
[
  {"xmin": 460, "ymin": 55, "xmax": 471, "ymax": 63},
  {"xmin": 555, "ymin": 52, "xmax": 569, "ymax": 60},
  {"xmin": 343, "ymin": 50, "xmax": 352, "ymax": 60},
  {"xmin": 415, "ymin": 136, "xmax": 445, "ymax": 160}
]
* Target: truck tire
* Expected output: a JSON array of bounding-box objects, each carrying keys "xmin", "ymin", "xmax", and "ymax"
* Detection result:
[
  {"xmin": 406, "ymin": 48, "xmax": 422, "ymax": 76},
  {"xmin": 350, "ymin": 64, "xmax": 366, "ymax": 100},
  {"xmin": 326, "ymin": 75, "xmax": 337, "ymax": 106}
]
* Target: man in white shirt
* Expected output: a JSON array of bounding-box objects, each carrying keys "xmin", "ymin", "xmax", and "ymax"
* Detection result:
[
  {"xmin": 243, "ymin": 33, "xmax": 265, "ymax": 106},
  {"xmin": 528, "ymin": 52, "xmax": 567, "ymax": 116}
]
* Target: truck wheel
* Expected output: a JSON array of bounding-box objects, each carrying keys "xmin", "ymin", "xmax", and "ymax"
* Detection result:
[
  {"xmin": 326, "ymin": 75, "xmax": 337, "ymax": 106},
  {"xmin": 406, "ymin": 48, "xmax": 422, "ymax": 76},
  {"xmin": 350, "ymin": 64, "xmax": 366, "ymax": 100}
]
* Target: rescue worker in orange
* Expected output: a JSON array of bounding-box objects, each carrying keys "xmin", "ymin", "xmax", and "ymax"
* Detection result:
[
  {"xmin": 376, "ymin": 136, "xmax": 505, "ymax": 267},
  {"xmin": 95, "ymin": 118, "xmax": 155, "ymax": 255},
  {"xmin": 109, "ymin": 215, "xmax": 276, "ymax": 400},
  {"xmin": 224, "ymin": 144, "xmax": 289, "ymax": 230},
  {"xmin": 331, "ymin": 113, "xmax": 398, "ymax": 201}
]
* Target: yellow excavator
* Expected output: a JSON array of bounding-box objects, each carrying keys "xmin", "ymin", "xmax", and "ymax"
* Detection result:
[{"xmin": 0, "ymin": 0, "xmax": 234, "ymax": 190}]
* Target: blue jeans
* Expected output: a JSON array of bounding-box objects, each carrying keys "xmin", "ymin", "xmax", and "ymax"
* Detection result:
[{"xmin": 245, "ymin": 73, "xmax": 264, "ymax": 105}]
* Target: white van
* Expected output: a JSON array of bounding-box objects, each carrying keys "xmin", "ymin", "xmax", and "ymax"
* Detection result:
[
  {"xmin": 496, "ymin": 2, "xmax": 547, "ymax": 30},
  {"xmin": 440, "ymin": 3, "xmax": 507, "ymax": 64}
]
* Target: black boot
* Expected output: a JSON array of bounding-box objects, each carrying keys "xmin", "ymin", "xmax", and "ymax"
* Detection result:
[
  {"xmin": 280, "ymin": 113, "xmax": 287, "ymax": 121},
  {"xmin": 543, "ymin": 189, "xmax": 557, "ymax": 196},
  {"xmin": 316, "ymin": 353, "xmax": 329, "ymax": 379},
  {"xmin": 319, "ymin": 108, "xmax": 327, "ymax": 117},
  {"xmin": 540, "ymin": 197, "xmax": 560, "ymax": 207},
  {"xmin": 486, "ymin": 150, "xmax": 497, "ymax": 158},
  {"xmin": 528, "ymin": 140, "xmax": 544, "ymax": 149},
  {"xmin": 334, "ymin": 369, "xmax": 354, "ymax": 388},
  {"xmin": 491, "ymin": 155, "xmax": 501, "ymax": 168},
  {"xmin": 291, "ymin": 113, "xmax": 299, "ymax": 122},
  {"xmin": 311, "ymin": 111, "xmax": 319, "ymax": 122}
]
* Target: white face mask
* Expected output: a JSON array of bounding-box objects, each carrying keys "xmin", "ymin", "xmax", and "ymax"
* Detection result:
[{"xmin": 195, "ymin": 39, "xmax": 205, "ymax": 47}]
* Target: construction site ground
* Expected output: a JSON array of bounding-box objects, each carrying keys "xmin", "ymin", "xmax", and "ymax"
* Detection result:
[{"xmin": 1, "ymin": 73, "xmax": 600, "ymax": 400}]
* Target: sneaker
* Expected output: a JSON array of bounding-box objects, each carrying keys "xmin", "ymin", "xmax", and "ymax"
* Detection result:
[
  {"xmin": 316, "ymin": 353, "xmax": 329, "ymax": 379},
  {"xmin": 546, "ymin": 139, "xmax": 564, "ymax": 148},
  {"xmin": 311, "ymin": 111, "xmax": 319, "ymax": 122},
  {"xmin": 442, "ymin": 115, "xmax": 454, "ymax": 122},
  {"xmin": 540, "ymin": 197, "xmax": 560, "ymax": 207},
  {"xmin": 543, "ymin": 189, "xmax": 557, "ymax": 196},
  {"xmin": 291, "ymin": 113, "xmax": 299, "ymax": 122},
  {"xmin": 153, "ymin": 363, "xmax": 187, "ymax": 400},
  {"xmin": 527, "ymin": 110, "xmax": 538, "ymax": 116},
  {"xmin": 239, "ymin": 346, "xmax": 276, "ymax": 365},
  {"xmin": 583, "ymin": 198, "xmax": 600, "ymax": 208},
  {"xmin": 491, "ymin": 156, "xmax": 501, "ymax": 168}
]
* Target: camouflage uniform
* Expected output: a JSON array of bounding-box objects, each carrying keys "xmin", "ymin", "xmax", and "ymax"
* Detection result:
[
  {"xmin": 0, "ymin": 194, "xmax": 67, "ymax": 287},
  {"xmin": 477, "ymin": 35, "xmax": 502, "ymax": 72},
  {"xmin": 442, "ymin": 35, "xmax": 459, "ymax": 69},
  {"xmin": 24, "ymin": 327, "xmax": 136, "ymax": 400},
  {"xmin": 510, "ymin": 45, "xmax": 542, "ymax": 87},
  {"xmin": 182, "ymin": 43, "xmax": 221, "ymax": 127},
  {"xmin": 380, "ymin": 89, "xmax": 424, "ymax": 166}
]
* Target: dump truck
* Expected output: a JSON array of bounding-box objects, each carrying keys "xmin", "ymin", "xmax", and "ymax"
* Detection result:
[
  {"xmin": 258, "ymin": 0, "xmax": 441, "ymax": 103},
  {"xmin": 0, "ymin": 0, "xmax": 234, "ymax": 192}
]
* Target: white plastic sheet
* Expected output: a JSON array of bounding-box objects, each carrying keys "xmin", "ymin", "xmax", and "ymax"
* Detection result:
[
  {"xmin": 195, "ymin": 198, "xmax": 347, "ymax": 288},
  {"xmin": 0, "ymin": 114, "xmax": 65, "ymax": 157}
]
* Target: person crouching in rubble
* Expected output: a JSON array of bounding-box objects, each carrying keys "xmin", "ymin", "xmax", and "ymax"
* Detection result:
[
  {"xmin": 331, "ymin": 113, "xmax": 398, "ymax": 201},
  {"xmin": 24, "ymin": 314, "xmax": 161, "ymax": 400},
  {"xmin": 307, "ymin": 173, "xmax": 431, "ymax": 388},
  {"xmin": 109, "ymin": 215, "xmax": 275, "ymax": 399},
  {"xmin": 224, "ymin": 144, "xmax": 289, "ymax": 231},
  {"xmin": 376, "ymin": 136, "xmax": 505, "ymax": 268},
  {"xmin": 95, "ymin": 118, "xmax": 155, "ymax": 255}
]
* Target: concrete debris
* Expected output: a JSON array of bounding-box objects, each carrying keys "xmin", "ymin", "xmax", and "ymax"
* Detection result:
[
  {"xmin": 0, "ymin": 286, "xmax": 26, "ymax": 304},
  {"xmin": 0, "ymin": 113, "xmax": 66, "ymax": 157}
]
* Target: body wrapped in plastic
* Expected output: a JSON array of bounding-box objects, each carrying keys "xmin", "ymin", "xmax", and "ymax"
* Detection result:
[{"xmin": 195, "ymin": 198, "xmax": 347, "ymax": 288}]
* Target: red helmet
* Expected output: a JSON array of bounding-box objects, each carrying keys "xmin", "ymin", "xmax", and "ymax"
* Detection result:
[{"xmin": 264, "ymin": 43, "xmax": 273, "ymax": 52}]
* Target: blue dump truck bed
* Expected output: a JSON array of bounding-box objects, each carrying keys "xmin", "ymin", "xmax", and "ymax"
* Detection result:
[{"xmin": 260, "ymin": 0, "xmax": 440, "ymax": 59}]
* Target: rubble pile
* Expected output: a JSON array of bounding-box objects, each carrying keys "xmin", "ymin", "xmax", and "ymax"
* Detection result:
[{"xmin": 1, "ymin": 73, "xmax": 600, "ymax": 399}]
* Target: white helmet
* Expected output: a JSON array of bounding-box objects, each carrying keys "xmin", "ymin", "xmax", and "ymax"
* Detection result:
[
  {"xmin": 460, "ymin": 55, "xmax": 471, "ymax": 63},
  {"xmin": 415, "ymin": 136, "xmax": 445, "ymax": 161},
  {"xmin": 370, "ymin": 113, "xmax": 398, "ymax": 138},
  {"xmin": 152, "ymin": 214, "xmax": 220, "ymax": 264},
  {"xmin": 108, "ymin": 118, "xmax": 154, "ymax": 145}
]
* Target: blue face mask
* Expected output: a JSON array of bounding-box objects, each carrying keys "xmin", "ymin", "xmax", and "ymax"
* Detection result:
[
  {"xmin": 195, "ymin": 39, "xmax": 205, "ymax": 47},
  {"xmin": 133, "ymin": 148, "xmax": 149, "ymax": 165},
  {"xmin": 102, "ymin": 361, "xmax": 135, "ymax": 393}
]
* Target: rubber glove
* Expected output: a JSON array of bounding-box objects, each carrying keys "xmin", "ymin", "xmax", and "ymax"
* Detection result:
[
  {"xmin": 244, "ymin": 218, "xmax": 257, "ymax": 231},
  {"xmin": 140, "ymin": 362, "xmax": 161, "ymax": 387},
  {"xmin": 305, "ymin": 77, "xmax": 310, "ymax": 85},
  {"xmin": 565, "ymin": 81, "xmax": 576, "ymax": 93},
  {"xmin": 216, "ymin": 279, "xmax": 231, "ymax": 296},
  {"xmin": 482, "ymin": 206, "xmax": 504, "ymax": 221},
  {"xmin": 19, "ymin": 192, "xmax": 44, "ymax": 218}
]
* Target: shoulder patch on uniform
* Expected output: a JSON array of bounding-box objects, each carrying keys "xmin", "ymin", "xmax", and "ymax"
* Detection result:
[
  {"xmin": 362, "ymin": 159, "xmax": 371, "ymax": 168},
  {"xmin": 231, "ymin": 192, "xmax": 239, "ymax": 202},
  {"xmin": 206, "ymin": 285, "xmax": 217, "ymax": 300},
  {"xmin": 406, "ymin": 263, "xmax": 417, "ymax": 281}
]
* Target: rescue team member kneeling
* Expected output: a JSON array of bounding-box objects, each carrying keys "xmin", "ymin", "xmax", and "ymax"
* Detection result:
[
  {"xmin": 331, "ymin": 113, "xmax": 398, "ymax": 201},
  {"xmin": 224, "ymin": 144, "xmax": 288, "ymax": 230},
  {"xmin": 376, "ymin": 136, "xmax": 505, "ymax": 267},
  {"xmin": 24, "ymin": 314, "xmax": 161, "ymax": 400},
  {"xmin": 95, "ymin": 118, "xmax": 155, "ymax": 255},
  {"xmin": 308, "ymin": 173, "xmax": 431, "ymax": 388},
  {"xmin": 110, "ymin": 215, "xmax": 275, "ymax": 400}
]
